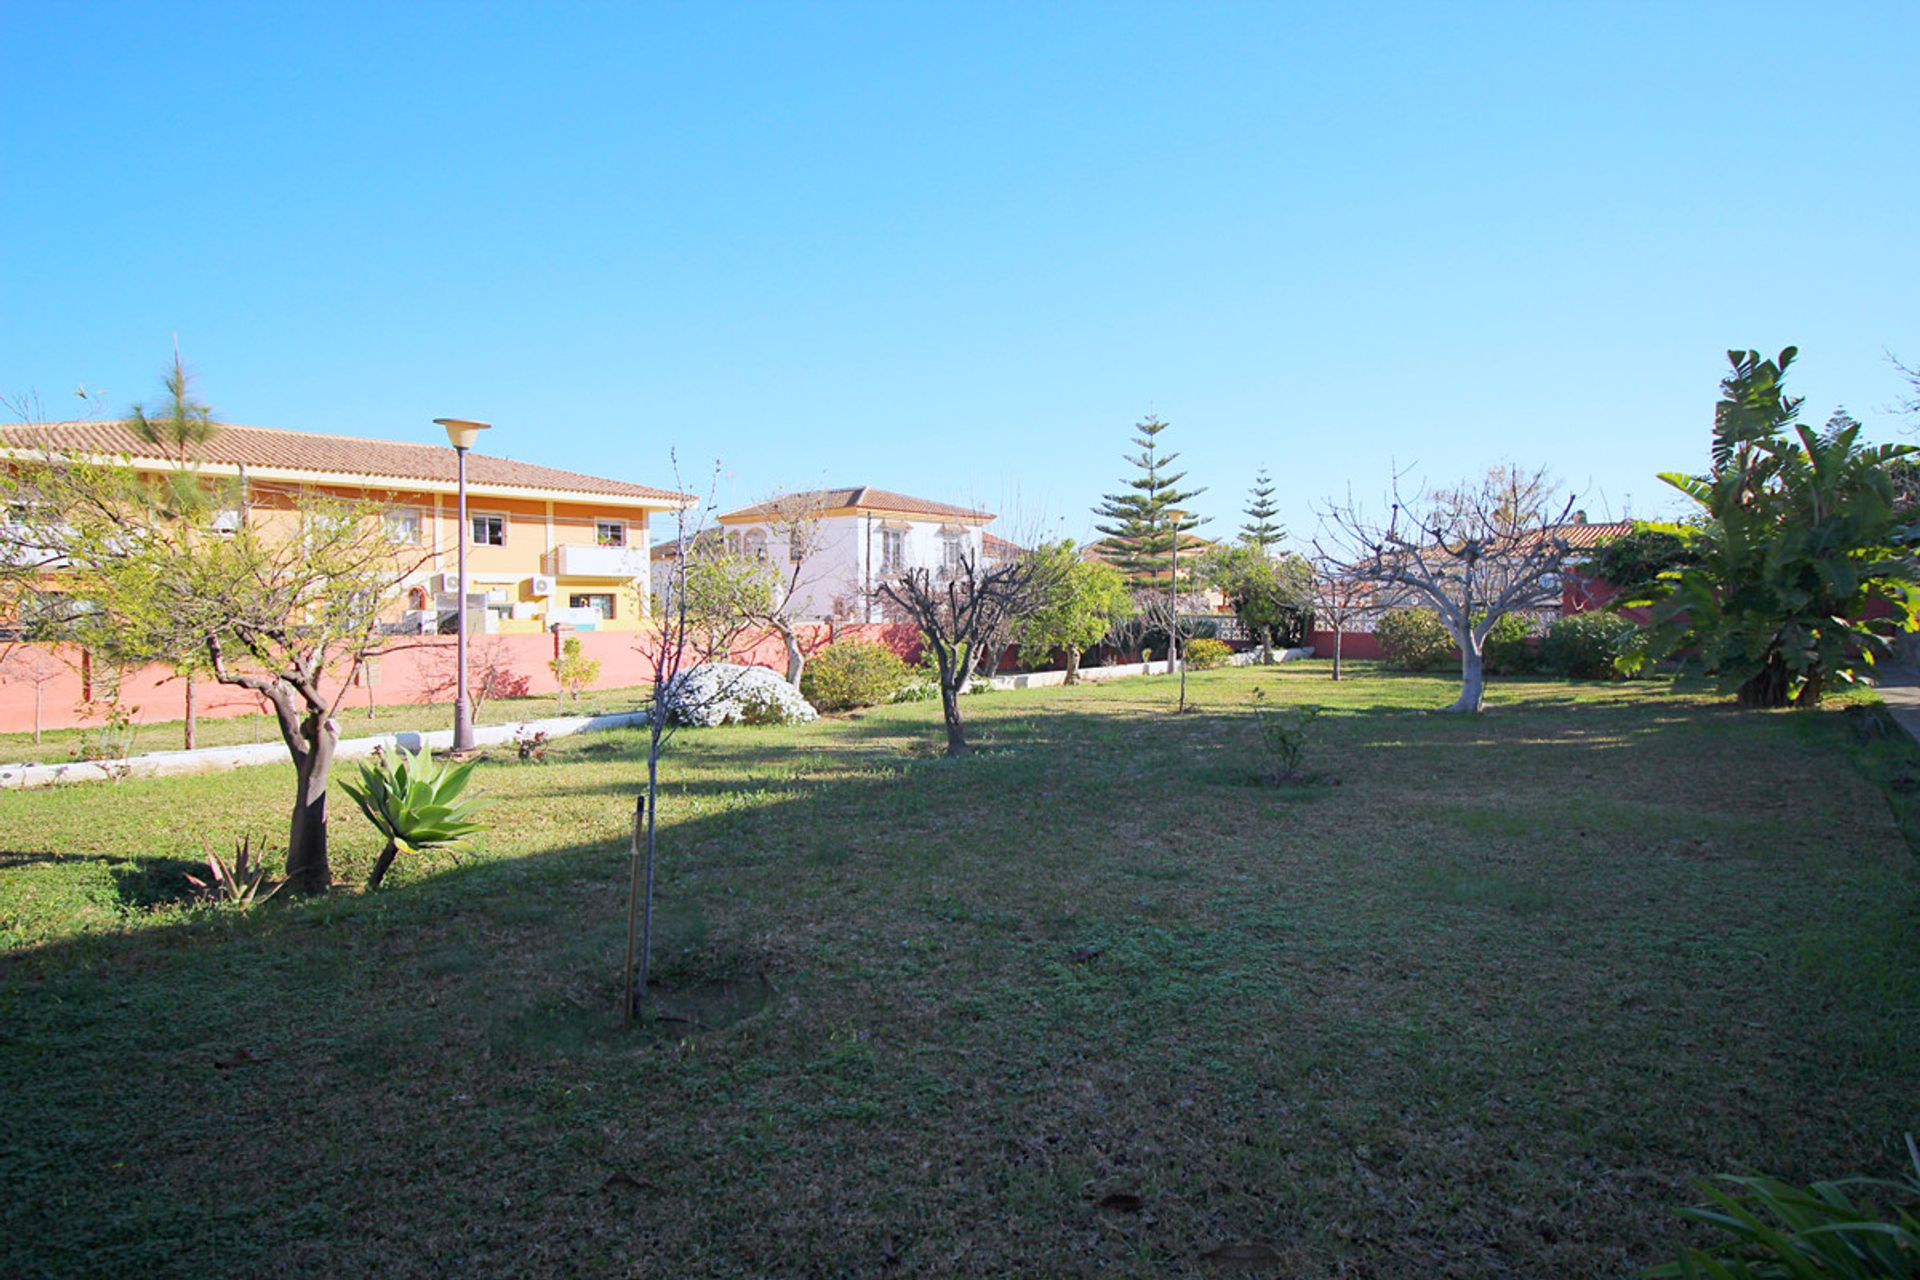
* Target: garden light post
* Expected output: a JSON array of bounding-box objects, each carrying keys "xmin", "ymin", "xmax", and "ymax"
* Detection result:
[{"xmin": 435, "ymin": 418, "xmax": 491, "ymax": 753}]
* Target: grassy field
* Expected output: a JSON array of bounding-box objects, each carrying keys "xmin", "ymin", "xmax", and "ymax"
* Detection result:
[
  {"xmin": 0, "ymin": 685, "xmax": 652, "ymax": 765},
  {"xmin": 2, "ymin": 663, "xmax": 1916, "ymax": 1277}
]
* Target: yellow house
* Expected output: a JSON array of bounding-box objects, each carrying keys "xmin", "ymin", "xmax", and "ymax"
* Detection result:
[{"xmin": 0, "ymin": 420, "xmax": 690, "ymax": 634}]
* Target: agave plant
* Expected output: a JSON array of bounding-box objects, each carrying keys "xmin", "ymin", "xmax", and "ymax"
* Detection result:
[
  {"xmin": 343, "ymin": 746, "xmax": 486, "ymax": 890},
  {"xmin": 186, "ymin": 834, "xmax": 286, "ymax": 907}
]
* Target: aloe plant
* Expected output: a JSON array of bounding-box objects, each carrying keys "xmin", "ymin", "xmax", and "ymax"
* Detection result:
[
  {"xmin": 186, "ymin": 834, "xmax": 286, "ymax": 907},
  {"xmin": 343, "ymin": 746, "xmax": 486, "ymax": 889}
]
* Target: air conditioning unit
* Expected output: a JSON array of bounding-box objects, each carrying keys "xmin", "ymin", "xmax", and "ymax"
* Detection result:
[
  {"xmin": 430, "ymin": 572, "xmax": 459, "ymax": 595},
  {"xmin": 528, "ymin": 574, "xmax": 556, "ymax": 596}
]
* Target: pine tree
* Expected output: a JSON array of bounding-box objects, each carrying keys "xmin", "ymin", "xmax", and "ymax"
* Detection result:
[
  {"xmin": 128, "ymin": 348, "xmax": 218, "ymax": 467},
  {"xmin": 123, "ymin": 350, "xmax": 231, "ymax": 750},
  {"xmin": 1093, "ymin": 415, "xmax": 1208, "ymax": 707},
  {"xmin": 1241, "ymin": 468, "xmax": 1285, "ymax": 550},
  {"xmin": 1092, "ymin": 415, "xmax": 1207, "ymax": 590}
]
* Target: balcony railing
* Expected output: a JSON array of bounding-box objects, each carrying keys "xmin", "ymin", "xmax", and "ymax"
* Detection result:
[{"xmin": 545, "ymin": 543, "xmax": 648, "ymax": 578}]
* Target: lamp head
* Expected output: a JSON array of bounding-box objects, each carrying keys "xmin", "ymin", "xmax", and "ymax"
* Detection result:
[{"xmin": 434, "ymin": 418, "xmax": 491, "ymax": 451}]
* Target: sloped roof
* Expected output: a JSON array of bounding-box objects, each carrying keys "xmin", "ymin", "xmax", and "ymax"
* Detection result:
[
  {"xmin": 981, "ymin": 531, "xmax": 1026, "ymax": 561},
  {"xmin": 1550, "ymin": 519, "xmax": 1633, "ymax": 550},
  {"xmin": 0, "ymin": 419, "xmax": 692, "ymax": 506},
  {"xmin": 718, "ymin": 486, "xmax": 993, "ymax": 523}
]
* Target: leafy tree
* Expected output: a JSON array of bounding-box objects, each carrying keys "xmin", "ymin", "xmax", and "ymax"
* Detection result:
[
  {"xmin": 1241, "ymin": 468, "xmax": 1285, "ymax": 550},
  {"xmin": 1197, "ymin": 544, "xmax": 1311, "ymax": 662},
  {"xmin": 113, "ymin": 354, "xmax": 232, "ymax": 749},
  {"xmin": 1586, "ymin": 524, "xmax": 1693, "ymax": 596},
  {"xmin": 1625, "ymin": 347, "xmax": 1920, "ymax": 706},
  {"xmin": 1011, "ymin": 540, "xmax": 1133, "ymax": 683},
  {"xmin": 677, "ymin": 492, "xmax": 830, "ymax": 686},
  {"xmin": 549, "ymin": 635, "xmax": 601, "ymax": 701},
  {"xmin": 2, "ymin": 381, "xmax": 420, "ymax": 893}
]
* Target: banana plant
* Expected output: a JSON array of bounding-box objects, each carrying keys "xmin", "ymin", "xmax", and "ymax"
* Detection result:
[{"xmin": 343, "ymin": 746, "xmax": 486, "ymax": 890}]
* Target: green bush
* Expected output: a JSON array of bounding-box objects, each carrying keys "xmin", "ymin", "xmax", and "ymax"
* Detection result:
[
  {"xmin": 801, "ymin": 639, "xmax": 913, "ymax": 712},
  {"xmin": 1539, "ymin": 611, "xmax": 1637, "ymax": 679},
  {"xmin": 1481, "ymin": 612, "xmax": 1539, "ymax": 676},
  {"xmin": 1184, "ymin": 637, "xmax": 1232, "ymax": 670},
  {"xmin": 1375, "ymin": 608, "xmax": 1456, "ymax": 671}
]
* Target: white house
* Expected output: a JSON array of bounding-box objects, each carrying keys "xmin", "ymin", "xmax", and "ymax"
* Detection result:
[{"xmin": 710, "ymin": 486, "xmax": 999, "ymax": 622}]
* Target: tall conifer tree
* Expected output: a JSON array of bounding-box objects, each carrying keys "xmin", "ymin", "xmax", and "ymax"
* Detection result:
[
  {"xmin": 1241, "ymin": 468, "xmax": 1285, "ymax": 550},
  {"xmin": 1093, "ymin": 415, "xmax": 1207, "ymax": 700},
  {"xmin": 1092, "ymin": 415, "xmax": 1206, "ymax": 589}
]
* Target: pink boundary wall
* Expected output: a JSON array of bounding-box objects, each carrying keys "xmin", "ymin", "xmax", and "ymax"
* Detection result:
[{"xmin": 0, "ymin": 623, "xmax": 923, "ymax": 737}]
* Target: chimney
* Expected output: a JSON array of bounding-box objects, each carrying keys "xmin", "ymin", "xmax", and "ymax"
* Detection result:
[{"xmin": 1572, "ymin": 510, "xmax": 1588, "ymax": 524}]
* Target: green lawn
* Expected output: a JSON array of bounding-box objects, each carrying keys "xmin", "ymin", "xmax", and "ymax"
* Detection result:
[
  {"xmin": 0, "ymin": 684, "xmax": 652, "ymax": 765},
  {"xmin": 2, "ymin": 664, "xmax": 1916, "ymax": 1277}
]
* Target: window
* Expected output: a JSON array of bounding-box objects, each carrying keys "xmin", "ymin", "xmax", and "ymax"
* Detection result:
[
  {"xmin": 595, "ymin": 520, "xmax": 626, "ymax": 548},
  {"xmin": 880, "ymin": 528, "xmax": 905, "ymax": 573},
  {"xmin": 471, "ymin": 513, "xmax": 507, "ymax": 546},
  {"xmin": 744, "ymin": 528, "xmax": 769, "ymax": 562},
  {"xmin": 570, "ymin": 592, "xmax": 616, "ymax": 620},
  {"xmin": 941, "ymin": 533, "xmax": 966, "ymax": 571},
  {"xmin": 385, "ymin": 507, "xmax": 422, "ymax": 544}
]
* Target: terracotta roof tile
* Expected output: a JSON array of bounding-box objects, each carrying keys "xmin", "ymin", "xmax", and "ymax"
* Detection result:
[
  {"xmin": 719, "ymin": 486, "xmax": 992, "ymax": 522},
  {"xmin": 0, "ymin": 420, "xmax": 692, "ymax": 505}
]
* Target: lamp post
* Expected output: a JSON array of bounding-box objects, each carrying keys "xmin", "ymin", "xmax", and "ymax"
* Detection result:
[{"xmin": 435, "ymin": 418, "xmax": 491, "ymax": 753}]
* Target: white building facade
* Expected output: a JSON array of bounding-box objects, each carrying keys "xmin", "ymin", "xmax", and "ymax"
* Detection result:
[{"xmin": 712, "ymin": 487, "xmax": 997, "ymax": 622}]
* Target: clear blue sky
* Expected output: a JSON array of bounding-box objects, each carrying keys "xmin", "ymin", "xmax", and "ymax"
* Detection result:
[{"xmin": 4, "ymin": 2, "xmax": 1915, "ymax": 544}]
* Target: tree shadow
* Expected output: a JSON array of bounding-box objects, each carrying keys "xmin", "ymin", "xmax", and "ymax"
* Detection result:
[
  {"xmin": 106, "ymin": 856, "xmax": 206, "ymax": 909},
  {"xmin": 3, "ymin": 680, "xmax": 1914, "ymax": 1277}
]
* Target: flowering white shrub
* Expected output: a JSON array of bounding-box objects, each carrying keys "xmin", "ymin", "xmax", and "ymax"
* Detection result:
[{"xmin": 657, "ymin": 663, "xmax": 818, "ymax": 727}]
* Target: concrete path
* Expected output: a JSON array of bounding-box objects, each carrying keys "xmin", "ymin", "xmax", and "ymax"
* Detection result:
[
  {"xmin": 1872, "ymin": 665, "xmax": 1920, "ymax": 745},
  {"xmin": 0, "ymin": 709, "xmax": 650, "ymax": 791}
]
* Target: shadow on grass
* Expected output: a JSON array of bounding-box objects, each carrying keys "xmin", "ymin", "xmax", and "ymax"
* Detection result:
[{"xmin": 3, "ymin": 680, "xmax": 1918, "ymax": 1277}]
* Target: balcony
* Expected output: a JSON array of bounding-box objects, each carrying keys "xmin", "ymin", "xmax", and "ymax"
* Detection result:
[{"xmin": 546, "ymin": 542, "xmax": 648, "ymax": 579}]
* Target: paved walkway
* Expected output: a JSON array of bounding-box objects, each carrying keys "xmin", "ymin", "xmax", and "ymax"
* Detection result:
[{"xmin": 1873, "ymin": 664, "xmax": 1920, "ymax": 744}]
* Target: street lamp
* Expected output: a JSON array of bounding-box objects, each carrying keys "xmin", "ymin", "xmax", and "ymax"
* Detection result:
[{"xmin": 435, "ymin": 417, "xmax": 491, "ymax": 753}]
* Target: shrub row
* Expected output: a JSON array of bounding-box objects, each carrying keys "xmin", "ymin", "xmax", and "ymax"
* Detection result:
[{"xmin": 1375, "ymin": 607, "xmax": 1639, "ymax": 680}]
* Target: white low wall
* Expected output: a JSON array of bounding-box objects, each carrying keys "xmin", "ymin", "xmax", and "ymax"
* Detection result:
[
  {"xmin": 0, "ymin": 710, "xmax": 649, "ymax": 791},
  {"xmin": 986, "ymin": 646, "xmax": 1312, "ymax": 690}
]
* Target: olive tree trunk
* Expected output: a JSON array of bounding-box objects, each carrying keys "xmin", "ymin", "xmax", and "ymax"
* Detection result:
[
  {"xmin": 1064, "ymin": 645, "xmax": 1082, "ymax": 685},
  {"xmin": 258, "ymin": 689, "xmax": 338, "ymax": 895},
  {"xmin": 778, "ymin": 623, "xmax": 805, "ymax": 687}
]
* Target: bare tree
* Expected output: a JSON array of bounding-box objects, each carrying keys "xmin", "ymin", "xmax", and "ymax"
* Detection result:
[
  {"xmin": 0, "ymin": 645, "xmax": 68, "ymax": 745},
  {"xmin": 1318, "ymin": 467, "xmax": 1576, "ymax": 712},
  {"xmin": 417, "ymin": 633, "xmax": 530, "ymax": 718},
  {"xmin": 621, "ymin": 459, "xmax": 755, "ymax": 1024},
  {"xmin": 880, "ymin": 550, "xmax": 1037, "ymax": 756},
  {"xmin": 1306, "ymin": 552, "xmax": 1375, "ymax": 682}
]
